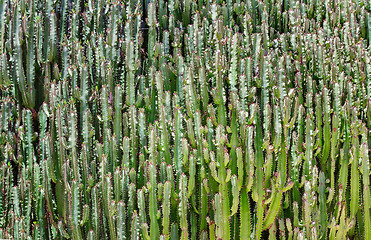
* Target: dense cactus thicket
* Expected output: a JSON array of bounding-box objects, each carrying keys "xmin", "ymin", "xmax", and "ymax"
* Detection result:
[{"xmin": 0, "ymin": 0, "xmax": 371, "ymax": 239}]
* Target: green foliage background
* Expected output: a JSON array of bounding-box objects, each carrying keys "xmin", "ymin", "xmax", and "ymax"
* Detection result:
[{"xmin": 0, "ymin": 0, "xmax": 370, "ymax": 239}]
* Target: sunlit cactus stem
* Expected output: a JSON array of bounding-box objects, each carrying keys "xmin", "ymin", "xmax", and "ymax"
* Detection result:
[
  {"xmin": 71, "ymin": 180, "xmax": 82, "ymax": 240},
  {"xmin": 149, "ymin": 163, "xmax": 160, "ymax": 239}
]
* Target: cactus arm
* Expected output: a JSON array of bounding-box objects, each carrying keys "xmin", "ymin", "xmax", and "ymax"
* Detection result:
[
  {"xmin": 255, "ymin": 109, "xmax": 265, "ymax": 240},
  {"xmin": 361, "ymin": 142, "xmax": 370, "ymax": 239}
]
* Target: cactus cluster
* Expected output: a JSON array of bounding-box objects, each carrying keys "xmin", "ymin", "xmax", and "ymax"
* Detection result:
[{"xmin": 0, "ymin": 0, "xmax": 371, "ymax": 239}]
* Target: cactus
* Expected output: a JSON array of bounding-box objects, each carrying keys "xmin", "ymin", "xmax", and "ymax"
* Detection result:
[
  {"xmin": 72, "ymin": 180, "xmax": 82, "ymax": 240},
  {"xmin": 162, "ymin": 181, "xmax": 171, "ymax": 238},
  {"xmin": 361, "ymin": 139, "xmax": 370, "ymax": 239},
  {"xmin": 179, "ymin": 174, "xmax": 189, "ymax": 240},
  {"xmin": 255, "ymin": 108, "xmax": 265, "ymax": 240},
  {"xmin": 148, "ymin": 163, "xmax": 160, "ymax": 239},
  {"xmin": 0, "ymin": 0, "xmax": 370, "ymax": 239}
]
